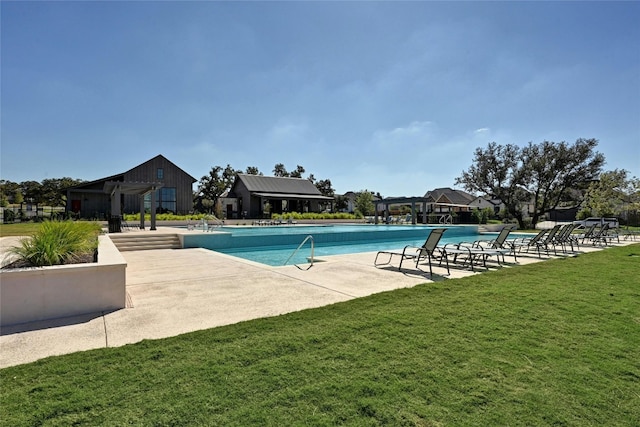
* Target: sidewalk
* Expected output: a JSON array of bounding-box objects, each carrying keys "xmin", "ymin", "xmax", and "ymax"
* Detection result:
[{"xmin": 1, "ymin": 237, "xmax": 633, "ymax": 368}]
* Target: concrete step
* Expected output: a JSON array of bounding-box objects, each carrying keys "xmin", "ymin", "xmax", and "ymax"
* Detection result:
[{"xmin": 108, "ymin": 233, "xmax": 182, "ymax": 251}]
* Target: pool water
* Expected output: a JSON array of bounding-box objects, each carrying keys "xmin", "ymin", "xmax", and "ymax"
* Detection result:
[
  {"xmin": 220, "ymin": 235, "xmax": 481, "ymax": 266},
  {"xmin": 182, "ymin": 224, "xmax": 508, "ymax": 267}
]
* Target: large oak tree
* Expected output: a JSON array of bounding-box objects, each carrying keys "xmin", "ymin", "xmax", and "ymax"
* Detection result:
[
  {"xmin": 197, "ymin": 164, "xmax": 239, "ymax": 215},
  {"xmin": 456, "ymin": 138, "xmax": 604, "ymax": 228}
]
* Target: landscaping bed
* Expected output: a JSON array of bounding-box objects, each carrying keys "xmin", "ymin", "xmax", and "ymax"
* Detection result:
[{"xmin": 0, "ymin": 235, "xmax": 127, "ymax": 327}]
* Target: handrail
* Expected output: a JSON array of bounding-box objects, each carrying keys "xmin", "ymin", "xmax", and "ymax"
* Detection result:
[
  {"xmin": 439, "ymin": 214, "xmax": 453, "ymax": 225},
  {"xmin": 284, "ymin": 235, "xmax": 315, "ymax": 270},
  {"xmin": 191, "ymin": 217, "xmax": 224, "ymax": 232}
]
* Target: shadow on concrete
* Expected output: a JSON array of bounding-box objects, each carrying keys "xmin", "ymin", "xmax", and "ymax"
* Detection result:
[{"xmin": 0, "ymin": 309, "xmax": 120, "ymax": 336}]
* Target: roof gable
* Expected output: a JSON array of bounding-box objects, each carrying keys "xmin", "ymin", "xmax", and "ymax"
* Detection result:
[
  {"xmin": 424, "ymin": 188, "xmax": 475, "ymax": 205},
  {"xmin": 124, "ymin": 154, "xmax": 197, "ymax": 183},
  {"xmin": 68, "ymin": 155, "xmax": 196, "ymax": 189}
]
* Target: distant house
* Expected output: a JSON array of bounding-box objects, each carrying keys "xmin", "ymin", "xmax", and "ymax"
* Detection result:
[
  {"xmin": 340, "ymin": 191, "xmax": 383, "ymax": 214},
  {"xmin": 66, "ymin": 155, "xmax": 196, "ymax": 221},
  {"xmin": 469, "ymin": 196, "xmax": 505, "ymax": 215},
  {"xmin": 228, "ymin": 174, "xmax": 333, "ymax": 218},
  {"xmin": 423, "ymin": 188, "xmax": 475, "ymax": 214}
]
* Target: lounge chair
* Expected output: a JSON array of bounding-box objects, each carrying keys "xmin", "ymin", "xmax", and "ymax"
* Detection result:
[
  {"xmin": 471, "ymin": 225, "xmax": 518, "ymax": 262},
  {"xmin": 439, "ymin": 241, "xmax": 508, "ymax": 271},
  {"xmin": 374, "ymin": 228, "xmax": 450, "ymax": 276},
  {"xmin": 587, "ymin": 223, "xmax": 618, "ymax": 246},
  {"xmin": 619, "ymin": 226, "xmax": 639, "ymax": 241},
  {"xmin": 511, "ymin": 226, "xmax": 559, "ymax": 258},
  {"xmin": 532, "ymin": 224, "xmax": 564, "ymax": 256},
  {"xmin": 551, "ymin": 223, "xmax": 579, "ymax": 253},
  {"xmin": 374, "ymin": 227, "xmax": 507, "ymax": 275},
  {"xmin": 576, "ymin": 224, "xmax": 597, "ymax": 244}
]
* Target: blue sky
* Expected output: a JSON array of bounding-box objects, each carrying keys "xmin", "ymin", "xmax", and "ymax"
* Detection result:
[{"xmin": 2, "ymin": 1, "xmax": 639, "ymax": 197}]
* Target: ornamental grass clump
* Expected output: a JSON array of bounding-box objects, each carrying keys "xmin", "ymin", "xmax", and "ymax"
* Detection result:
[{"xmin": 9, "ymin": 221, "xmax": 100, "ymax": 267}]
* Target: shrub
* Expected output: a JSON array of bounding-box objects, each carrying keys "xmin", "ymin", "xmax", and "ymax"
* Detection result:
[
  {"xmin": 3, "ymin": 209, "xmax": 16, "ymax": 223},
  {"xmin": 471, "ymin": 207, "xmax": 493, "ymax": 224},
  {"xmin": 123, "ymin": 213, "xmax": 210, "ymax": 221},
  {"xmin": 9, "ymin": 221, "xmax": 100, "ymax": 267},
  {"xmin": 271, "ymin": 212, "xmax": 358, "ymax": 221},
  {"xmin": 576, "ymin": 207, "xmax": 592, "ymax": 220}
]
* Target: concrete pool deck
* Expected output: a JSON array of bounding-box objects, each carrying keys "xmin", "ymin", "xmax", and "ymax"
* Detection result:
[{"xmin": 0, "ymin": 231, "xmax": 636, "ymax": 368}]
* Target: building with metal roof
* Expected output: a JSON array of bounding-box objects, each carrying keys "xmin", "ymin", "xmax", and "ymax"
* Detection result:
[
  {"xmin": 229, "ymin": 174, "xmax": 333, "ymax": 218},
  {"xmin": 66, "ymin": 155, "xmax": 196, "ymax": 230}
]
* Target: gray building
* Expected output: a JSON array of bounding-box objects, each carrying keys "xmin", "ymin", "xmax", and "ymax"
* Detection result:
[
  {"xmin": 228, "ymin": 174, "xmax": 333, "ymax": 218},
  {"xmin": 66, "ymin": 155, "xmax": 196, "ymax": 220}
]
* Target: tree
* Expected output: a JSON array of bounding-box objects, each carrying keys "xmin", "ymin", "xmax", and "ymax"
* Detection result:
[
  {"xmin": 315, "ymin": 179, "xmax": 334, "ymax": 198},
  {"xmin": 197, "ymin": 164, "xmax": 239, "ymax": 214},
  {"xmin": 0, "ymin": 180, "xmax": 20, "ymax": 206},
  {"xmin": 583, "ymin": 169, "xmax": 640, "ymax": 221},
  {"xmin": 354, "ymin": 190, "xmax": 374, "ymax": 217},
  {"xmin": 290, "ymin": 165, "xmax": 306, "ymax": 178},
  {"xmin": 245, "ymin": 166, "xmax": 262, "ymax": 175},
  {"xmin": 335, "ymin": 194, "xmax": 348, "ymax": 212},
  {"xmin": 273, "ymin": 163, "xmax": 289, "ymax": 177},
  {"xmin": 456, "ymin": 139, "xmax": 605, "ymax": 228},
  {"xmin": 14, "ymin": 190, "xmax": 24, "ymax": 207},
  {"xmin": 40, "ymin": 177, "xmax": 84, "ymax": 208},
  {"xmin": 471, "ymin": 207, "xmax": 493, "ymax": 224},
  {"xmin": 455, "ymin": 142, "xmax": 530, "ymax": 228},
  {"xmin": 521, "ymin": 139, "xmax": 604, "ymax": 226},
  {"xmin": 314, "ymin": 178, "xmax": 335, "ymax": 212},
  {"xmin": 273, "ymin": 164, "xmax": 307, "ymax": 178}
]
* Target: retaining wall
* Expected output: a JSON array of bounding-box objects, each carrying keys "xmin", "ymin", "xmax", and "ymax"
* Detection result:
[{"xmin": 0, "ymin": 235, "xmax": 127, "ymax": 327}]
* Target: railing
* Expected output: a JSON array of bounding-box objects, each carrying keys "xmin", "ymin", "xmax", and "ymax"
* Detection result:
[
  {"xmin": 439, "ymin": 214, "xmax": 453, "ymax": 225},
  {"xmin": 187, "ymin": 217, "xmax": 225, "ymax": 232},
  {"xmin": 284, "ymin": 235, "xmax": 315, "ymax": 270}
]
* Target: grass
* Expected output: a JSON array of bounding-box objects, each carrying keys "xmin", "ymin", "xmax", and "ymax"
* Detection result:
[
  {"xmin": 1, "ymin": 244, "xmax": 639, "ymax": 426},
  {"xmin": 0, "ymin": 221, "xmax": 102, "ymax": 238},
  {"xmin": 0, "ymin": 222, "xmax": 45, "ymax": 237}
]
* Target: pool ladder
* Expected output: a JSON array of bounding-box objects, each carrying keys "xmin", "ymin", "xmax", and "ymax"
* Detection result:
[{"xmin": 284, "ymin": 235, "xmax": 315, "ymax": 270}]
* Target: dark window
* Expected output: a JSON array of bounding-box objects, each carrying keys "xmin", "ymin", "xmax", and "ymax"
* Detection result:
[
  {"xmin": 157, "ymin": 168, "xmax": 164, "ymax": 179},
  {"xmin": 144, "ymin": 187, "xmax": 176, "ymax": 214}
]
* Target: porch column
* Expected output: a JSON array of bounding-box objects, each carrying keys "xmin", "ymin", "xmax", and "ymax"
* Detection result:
[
  {"xmin": 110, "ymin": 185, "xmax": 121, "ymax": 217},
  {"xmin": 422, "ymin": 202, "xmax": 427, "ymax": 224},
  {"xmin": 150, "ymin": 187, "xmax": 157, "ymax": 231},
  {"xmin": 411, "ymin": 201, "xmax": 417, "ymax": 225},
  {"xmin": 139, "ymin": 195, "xmax": 145, "ymax": 230}
]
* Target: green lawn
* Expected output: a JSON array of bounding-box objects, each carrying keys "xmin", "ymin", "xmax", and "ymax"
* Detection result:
[
  {"xmin": 0, "ymin": 222, "xmax": 45, "ymax": 237},
  {"xmin": 0, "ymin": 221, "xmax": 103, "ymax": 237},
  {"xmin": 1, "ymin": 244, "xmax": 639, "ymax": 426}
]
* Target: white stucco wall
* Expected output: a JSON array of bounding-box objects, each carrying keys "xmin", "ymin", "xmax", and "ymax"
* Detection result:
[{"xmin": 0, "ymin": 235, "xmax": 127, "ymax": 327}]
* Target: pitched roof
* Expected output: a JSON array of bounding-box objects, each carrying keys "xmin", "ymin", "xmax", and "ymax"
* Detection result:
[
  {"xmin": 424, "ymin": 188, "xmax": 475, "ymax": 205},
  {"xmin": 68, "ymin": 155, "xmax": 196, "ymax": 189},
  {"xmin": 235, "ymin": 174, "xmax": 328, "ymax": 197},
  {"xmin": 125, "ymin": 154, "xmax": 197, "ymax": 183},
  {"xmin": 236, "ymin": 174, "xmax": 321, "ymax": 194}
]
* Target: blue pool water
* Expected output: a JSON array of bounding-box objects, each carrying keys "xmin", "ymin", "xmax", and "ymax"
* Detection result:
[{"xmin": 182, "ymin": 224, "xmax": 504, "ymax": 267}]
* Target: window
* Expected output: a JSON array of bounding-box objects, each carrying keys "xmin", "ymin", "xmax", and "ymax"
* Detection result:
[
  {"xmin": 157, "ymin": 168, "xmax": 164, "ymax": 180},
  {"xmin": 144, "ymin": 187, "xmax": 176, "ymax": 214}
]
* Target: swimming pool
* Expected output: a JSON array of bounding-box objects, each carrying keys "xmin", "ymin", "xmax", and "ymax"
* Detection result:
[{"xmin": 182, "ymin": 224, "xmax": 497, "ymax": 267}]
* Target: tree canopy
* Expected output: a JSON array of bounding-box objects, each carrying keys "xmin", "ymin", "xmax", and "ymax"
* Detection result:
[
  {"xmin": 197, "ymin": 164, "xmax": 239, "ymax": 215},
  {"xmin": 1, "ymin": 178, "xmax": 84, "ymax": 208},
  {"xmin": 582, "ymin": 169, "xmax": 640, "ymax": 220},
  {"xmin": 354, "ymin": 191, "xmax": 375, "ymax": 217},
  {"xmin": 195, "ymin": 163, "xmax": 336, "ymax": 215},
  {"xmin": 456, "ymin": 138, "xmax": 605, "ymax": 228}
]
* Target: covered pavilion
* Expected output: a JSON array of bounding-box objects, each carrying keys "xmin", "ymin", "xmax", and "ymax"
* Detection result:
[
  {"xmin": 377, "ymin": 196, "xmax": 471, "ymax": 225},
  {"xmin": 103, "ymin": 182, "xmax": 163, "ymax": 231}
]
